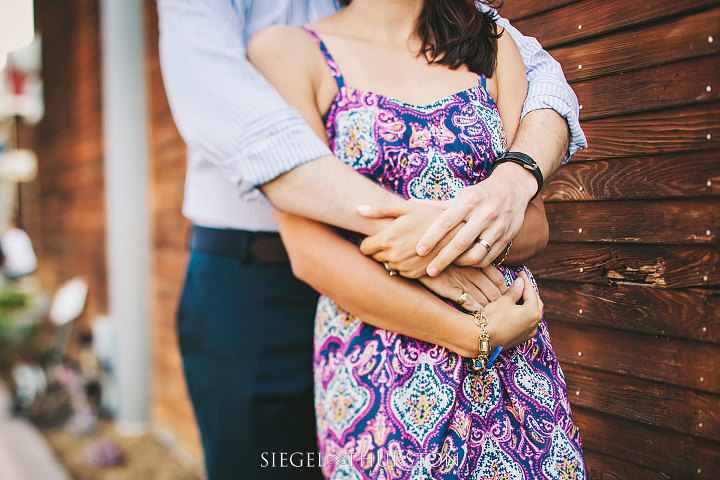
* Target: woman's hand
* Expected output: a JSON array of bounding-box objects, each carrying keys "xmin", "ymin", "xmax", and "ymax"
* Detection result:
[
  {"xmin": 484, "ymin": 271, "xmax": 543, "ymax": 350},
  {"xmin": 360, "ymin": 201, "xmax": 463, "ymax": 279},
  {"xmin": 417, "ymin": 265, "xmax": 509, "ymax": 312}
]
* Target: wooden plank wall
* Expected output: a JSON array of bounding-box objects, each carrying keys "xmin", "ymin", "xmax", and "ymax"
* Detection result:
[
  {"xmin": 144, "ymin": 0, "xmax": 201, "ymax": 458},
  {"xmin": 19, "ymin": 0, "xmax": 107, "ymax": 335},
  {"xmin": 503, "ymin": 1, "xmax": 720, "ymax": 478}
]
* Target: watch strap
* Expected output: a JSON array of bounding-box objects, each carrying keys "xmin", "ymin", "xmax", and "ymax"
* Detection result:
[{"xmin": 493, "ymin": 151, "xmax": 544, "ymax": 201}]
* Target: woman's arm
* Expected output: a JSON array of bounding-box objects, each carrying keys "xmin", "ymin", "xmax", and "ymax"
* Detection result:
[{"xmin": 276, "ymin": 211, "xmax": 541, "ymax": 357}]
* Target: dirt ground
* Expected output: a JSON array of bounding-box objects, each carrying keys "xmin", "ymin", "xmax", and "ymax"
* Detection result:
[{"xmin": 41, "ymin": 421, "xmax": 203, "ymax": 480}]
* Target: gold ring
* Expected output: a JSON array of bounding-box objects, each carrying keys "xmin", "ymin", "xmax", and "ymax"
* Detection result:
[
  {"xmin": 478, "ymin": 239, "xmax": 493, "ymax": 252},
  {"xmin": 457, "ymin": 291, "xmax": 468, "ymax": 305}
]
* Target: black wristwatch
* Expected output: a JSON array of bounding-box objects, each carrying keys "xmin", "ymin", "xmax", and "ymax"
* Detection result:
[{"xmin": 491, "ymin": 151, "xmax": 543, "ymax": 201}]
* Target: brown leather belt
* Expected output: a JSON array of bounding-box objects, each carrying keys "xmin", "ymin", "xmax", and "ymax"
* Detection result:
[{"xmin": 189, "ymin": 226, "xmax": 289, "ymax": 264}]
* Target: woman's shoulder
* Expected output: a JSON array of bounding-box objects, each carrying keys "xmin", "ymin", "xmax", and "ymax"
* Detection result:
[{"xmin": 247, "ymin": 25, "xmax": 316, "ymax": 64}]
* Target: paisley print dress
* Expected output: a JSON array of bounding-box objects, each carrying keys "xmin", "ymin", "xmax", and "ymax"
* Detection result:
[{"xmin": 304, "ymin": 28, "xmax": 586, "ymax": 480}]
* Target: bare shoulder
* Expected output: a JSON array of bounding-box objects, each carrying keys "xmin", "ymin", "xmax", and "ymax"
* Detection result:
[
  {"xmin": 247, "ymin": 25, "xmax": 318, "ymax": 75},
  {"xmin": 495, "ymin": 26, "xmax": 525, "ymax": 76}
]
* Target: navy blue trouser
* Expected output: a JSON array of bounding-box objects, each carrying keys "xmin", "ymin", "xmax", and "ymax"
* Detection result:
[{"xmin": 178, "ymin": 249, "xmax": 322, "ymax": 480}]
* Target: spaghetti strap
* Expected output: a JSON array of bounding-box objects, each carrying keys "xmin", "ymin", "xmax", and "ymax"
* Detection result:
[{"xmin": 301, "ymin": 26, "xmax": 346, "ymax": 91}]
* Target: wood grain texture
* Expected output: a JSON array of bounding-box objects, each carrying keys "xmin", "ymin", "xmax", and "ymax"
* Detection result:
[
  {"xmin": 513, "ymin": 0, "xmax": 719, "ymax": 48},
  {"xmin": 538, "ymin": 281, "xmax": 720, "ymax": 343},
  {"xmin": 563, "ymin": 364, "xmax": 720, "ymax": 441},
  {"xmin": 574, "ymin": 407, "xmax": 720, "ymax": 479},
  {"xmin": 545, "ymin": 199, "xmax": 719, "ymax": 244},
  {"xmin": 551, "ymin": 8, "xmax": 720, "ymax": 82},
  {"xmin": 573, "ymin": 55, "xmax": 720, "ymax": 120},
  {"xmin": 574, "ymin": 102, "xmax": 720, "ymax": 161},
  {"xmin": 502, "ymin": 0, "xmax": 578, "ymax": 21},
  {"xmin": 548, "ymin": 321, "xmax": 720, "ymax": 393},
  {"xmin": 528, "ymin": 243, "xmax": 719, "ymax": 288},
  {"xmin": 584, "ymin": 451, "xmax": 677, "ymax": 480},
  {"xmin": 542, "ymin": 151, "xmax": 720, "ymax": 201}
]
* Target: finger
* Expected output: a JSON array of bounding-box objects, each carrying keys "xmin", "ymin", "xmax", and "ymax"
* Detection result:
[
  {"xmin": 504, "ymin": 276, "xmax": 524, "ymax": 304},
  {"xmin": 520, "ymin": 272, "xmax": 539, "ymax": 308},
  {"xmin": 426, "ymin": 209, "xmax": 502, "ymax": 274},
  {"xmin": 481, "ymin": 265, "xmax": 509, "ymax": 294},
  {"xmin": 425, "ymin": 220, "xmax": 493, "ymax": 276},
  {"xmin": 471, "ymin": 271, "xmax": 503, "ymax": 302},
  {"xmin": 467, "ymin": 285, "xmax": 489, "ymax": 308},
  {"xmin": 475, "ymin": 230, "xmax": 507, "ymax": 268},
  {"xmin": 369, "ymin": 250, "xmax": 389, "ymax": 264},
  {"xmin": 357, "ymin": 201, "xmax": 408, "ymax": 219},
  {"xmin": 453, "ymin": 243, "xmax": 489, "ymax": 267},
  {"xmin": 463, "ymin": 290, "xmax": 489, "ymax": 311},
  {"xmin": 359, "ymin": 234, "xmax": 384, "ymax": 256},
  {"xmin": 416, "ymin": 204, "xmax": 471, "ymax": 257}
]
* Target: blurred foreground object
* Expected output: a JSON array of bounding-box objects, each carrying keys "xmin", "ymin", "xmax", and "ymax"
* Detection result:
[{"xmin": 1, "ymin": 224, "xmax": 37, "ymax": 278}]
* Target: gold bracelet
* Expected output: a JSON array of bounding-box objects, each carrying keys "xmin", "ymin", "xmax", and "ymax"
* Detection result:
[
  {"xmin": 471, "ymin": 308, "xmax": 491, "ymax": 373},
  {"xmin": 493, "ymin": 240, "xmax": 512, "ymax": 267}
]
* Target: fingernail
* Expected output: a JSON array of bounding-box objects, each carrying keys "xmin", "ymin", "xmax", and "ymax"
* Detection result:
[
  {"xmin": 513, "ymin": 277, "xmax": 523, "ymax": 286},
  {"xmin": 417, "ymin": 245, "xmax": 429, "ymax": 256},
  {"xmin": 357, "ymin": 205, "xmax": 372, "ymax": 214},
  {"xmin": 427, "ymin": 267, "xmax": 438, "ymax": 277}
]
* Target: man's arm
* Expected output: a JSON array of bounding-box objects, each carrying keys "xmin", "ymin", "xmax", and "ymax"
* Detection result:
[{"xmin": 157, "ymin": 0, "xmax": 397, "ymax": 234}]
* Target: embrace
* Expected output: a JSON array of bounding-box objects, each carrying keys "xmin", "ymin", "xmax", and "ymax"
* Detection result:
[{"xmin": 158, "ymin": 0, "xmax": 588, "ymax": 479}]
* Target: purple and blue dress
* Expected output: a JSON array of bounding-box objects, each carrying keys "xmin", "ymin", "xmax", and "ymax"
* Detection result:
[{"xmin": 303, "ymin": 28, "xmax": 586, "ymax": 480}]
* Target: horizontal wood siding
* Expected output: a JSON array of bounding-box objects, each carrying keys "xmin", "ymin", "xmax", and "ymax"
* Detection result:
[{"xmin": 507, "ymin": 0, "xmax": 720, "ymax": 476}]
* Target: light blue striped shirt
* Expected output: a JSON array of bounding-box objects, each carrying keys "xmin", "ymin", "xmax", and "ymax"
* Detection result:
[{"xmin": 158, "ymin": 0, "xmax": 587, "ymax": 231}]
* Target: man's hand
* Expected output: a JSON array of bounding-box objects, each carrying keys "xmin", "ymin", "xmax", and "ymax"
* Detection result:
[
  {"xmin": 414, "ymin": 162, "xmax": 537, "ymax": 276},
  {"xmin": 417, "ymin": 265, "xmax": 509, "ymax": 312}
]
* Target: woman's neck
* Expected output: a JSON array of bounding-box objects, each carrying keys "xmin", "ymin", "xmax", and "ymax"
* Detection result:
[{"xmin": 341, "ymin": 0, "xmax": 422, "ymax": 48}]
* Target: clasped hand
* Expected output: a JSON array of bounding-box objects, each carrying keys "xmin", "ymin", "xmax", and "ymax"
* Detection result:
[{"xmin": 359, "ymin": 174, "xmax": 530, "ymax": 274}]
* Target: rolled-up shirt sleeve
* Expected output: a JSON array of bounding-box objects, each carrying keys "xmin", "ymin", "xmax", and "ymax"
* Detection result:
[
  {"xmin": 494, "ymin": 15, "xmax": 588, "ymax": 163},
  {"xmin": 157, "ymin": 0, "xmax": 332, "ymax": 192}
]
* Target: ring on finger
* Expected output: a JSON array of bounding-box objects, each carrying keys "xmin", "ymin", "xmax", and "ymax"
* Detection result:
[
  {"xmin": 384, "ymin": 262, "xmax": 399, "ymax": 276},
  {"xmin": 457, "ymin": 291, "xmax": 468, "ymax": 305},
  {"xmin": 478, "ymin": 238, "xmax": 493, "ymax": 252}
]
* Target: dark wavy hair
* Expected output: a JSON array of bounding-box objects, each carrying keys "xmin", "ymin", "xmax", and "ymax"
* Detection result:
[{"xmin": 337, "ymin": 0, "xmax": 501, "ymax": 77}]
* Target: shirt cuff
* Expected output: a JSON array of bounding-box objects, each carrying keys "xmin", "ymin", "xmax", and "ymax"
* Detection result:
[
  {"xmin": 521, "ymin": 81, "xmax": 588, "ymax": 164},
  {"xmin": 236, "ymin": 115, "xmax": 333, "ymax": 198}
]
